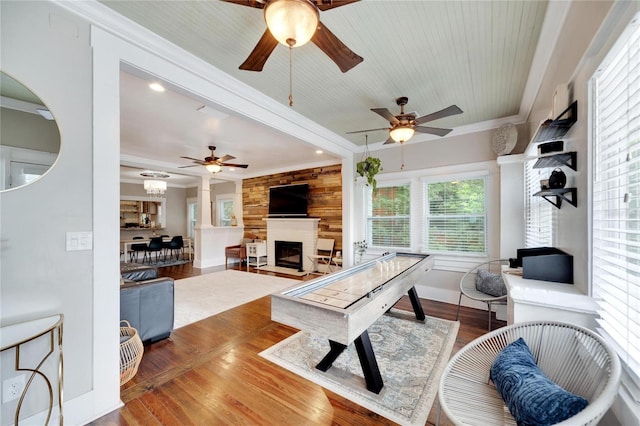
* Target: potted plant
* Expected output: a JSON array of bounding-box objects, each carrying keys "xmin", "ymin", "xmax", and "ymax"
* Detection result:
[
  {"xmin": 356, "ymin": 156, "xmax": 382, "ymax": 190},
  {"xmin": 355, "ymin": 135, "xmax": 382, "ymax": 190}
]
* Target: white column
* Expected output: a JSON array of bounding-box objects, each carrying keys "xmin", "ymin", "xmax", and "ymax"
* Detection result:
[
  {"xmin": 194, "ymin": 175, "xmax": 215, "ymax": 268},
  {"xmin": 196, "ymin": 175, "xmax": 213, "ymax": 228}
]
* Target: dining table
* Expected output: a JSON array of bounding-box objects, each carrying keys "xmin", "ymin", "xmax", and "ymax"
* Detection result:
[{"xmin": 121, "ymin": 236, "xmax": 193, "ymax": 262}]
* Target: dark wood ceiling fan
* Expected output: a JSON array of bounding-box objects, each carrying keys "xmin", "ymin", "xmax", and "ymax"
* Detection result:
[
  {"xmin": 221, "ymin": 0, "xmax": 363, "ymax": 73},
  {"xmin": 348, "ymin": 97, "xmax": 463, "ymax": 144},
  {"xmin": 179, "ymin": 146, "xmax": 249, "ymax": 171}
]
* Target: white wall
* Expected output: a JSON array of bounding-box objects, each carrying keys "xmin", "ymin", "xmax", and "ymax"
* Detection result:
[
  {"xmin": 120, "ymin": 183, "xmax": 188, "ymax": 238},
  {"xmin": 0, "ymin": 1, "xmax": 121, "ymax": 425}
]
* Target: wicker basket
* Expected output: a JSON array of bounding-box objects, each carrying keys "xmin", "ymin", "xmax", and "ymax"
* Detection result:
[{"xmin": 119, "ymin": 320, "xmax": 144, "ymax": 385}]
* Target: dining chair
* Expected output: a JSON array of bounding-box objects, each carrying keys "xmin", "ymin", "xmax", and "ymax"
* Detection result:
[
  {"xmin": 130, "ymin": 236, "xmax": 147, "ymax": 262},
  {"xmin": 144, "ymin": 237, "xmax": 164, "ymax": 263},
  {"xmin": 167, "ymin": 236, "xmax": 184, "ymax": 261}
]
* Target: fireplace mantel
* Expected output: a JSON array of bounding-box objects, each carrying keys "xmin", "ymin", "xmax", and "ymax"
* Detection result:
[{"xmin": 264, "ymin": 218, "xmax": 320, "ymax": 272}]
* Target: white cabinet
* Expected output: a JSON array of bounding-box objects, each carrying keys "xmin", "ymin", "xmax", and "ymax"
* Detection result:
[
  {"xmin": 247, "ymin": 241, "xmax": 267, "ymax": 268},
  {"xmin": 502, "ymin": 269, "xmax": 598, "ymax": 330}
]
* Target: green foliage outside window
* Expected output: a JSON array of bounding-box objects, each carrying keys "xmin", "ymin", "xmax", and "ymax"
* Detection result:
[
  {"xmin": 369, "ymin": 185, "xmax": 411, "ymax": 247},
  {"xmin": 426, "ymin": 179, "xmax": 486, "ymax": 253}
]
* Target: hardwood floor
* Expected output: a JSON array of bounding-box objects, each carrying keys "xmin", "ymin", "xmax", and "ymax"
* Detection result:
[{"xmin": 93, "ymin": 262, "xmax": 505, "ymax": 425}]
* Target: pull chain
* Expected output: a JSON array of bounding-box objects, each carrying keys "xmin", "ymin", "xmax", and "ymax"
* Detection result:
[
  {"xmin": 400, "ymin": 144, "xmax": 405, "ymax": 170},
  {"xmin": 288, "ymin": 46, "xmax": 294, "ymax": 107}
]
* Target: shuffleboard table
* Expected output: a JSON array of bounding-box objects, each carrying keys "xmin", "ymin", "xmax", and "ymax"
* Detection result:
[{"xmin": 271, "ymin": 252, "xmax": 434, "ymax": 393}]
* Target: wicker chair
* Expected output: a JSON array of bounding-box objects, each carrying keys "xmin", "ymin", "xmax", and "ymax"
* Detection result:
[
  {"xmin": 439, "ymin": 321, "xmax": 621, "ymax": 426},
  {"xmin": 456, "ymin": 259, "xmax": 509, "ymax": 331}
]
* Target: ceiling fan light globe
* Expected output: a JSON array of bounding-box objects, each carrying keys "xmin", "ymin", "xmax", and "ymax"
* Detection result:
[
  {"xmin": 206, "ymin": 164, "xmax": 222, "ymax": 173},
  {"xmin": 264, "ymin": 0, "xmax": 319, "ymax": 48},
  {"xmin": 390, "ymin": 126, "xmax": 415, "ymax": 143}
]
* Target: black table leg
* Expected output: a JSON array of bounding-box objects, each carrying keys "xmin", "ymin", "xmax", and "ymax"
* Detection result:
[
  {"xmin": 354, "ymin": 330, "xmax": 384, "ymax": 394},
  {"xmin": 316, "ymin": 340, "xmax": 347, "ymax": 372},
  {"xmin": 315, "ymin": 332, "xmax": 384, "ymax": 394},
  {"xmin": 408, "ymin": 286, "xmax": 426, "ymax": 321}
]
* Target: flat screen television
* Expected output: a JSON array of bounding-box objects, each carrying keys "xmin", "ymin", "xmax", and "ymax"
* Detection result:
[{"xmin": 268, "ymin": 183, "xmax": 309, "ymax": 217}]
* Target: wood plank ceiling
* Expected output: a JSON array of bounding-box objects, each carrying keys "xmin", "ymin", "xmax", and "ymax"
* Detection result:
[{"xmin": 100, "ymin": 0, "xmax": 548, "ymax": 149}]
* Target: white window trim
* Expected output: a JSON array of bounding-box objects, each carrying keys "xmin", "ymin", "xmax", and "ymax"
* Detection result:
[
  {"xmin": 215, "ymin": 194, "xmax": 234, "ymax": 227},
  {"xmin": 357, "ymin": 161, "xmax": 498, "ymax": 271}
]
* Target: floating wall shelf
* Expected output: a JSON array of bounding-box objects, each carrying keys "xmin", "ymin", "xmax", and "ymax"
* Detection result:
[
  {"xmin": 533, "ymin": 151, "xmax": 577, "ymax": 171},
  {"xmin": 533, "ymin": 188, "xmax": 577, "ymax": 208},
  {"xmin": 532, "ymin": 101, "xmax": 578, "ymax": 143}
]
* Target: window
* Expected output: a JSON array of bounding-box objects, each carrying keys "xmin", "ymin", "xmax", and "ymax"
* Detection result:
[
  {"xmin": 423, "ymin": 177, "xmax": 486, "ymax": 254},
  {"xmin": 218, "ymin": 198, "xmax": 234, "ymax": 226},
  {"xmin": 591, "ymin": 14, "xmax": 640, "ymax": 381},
  {"xmin": 365, "ymin": 184, "xmax": 410, "ymax": 248},
  {"xmin": 524, "ymin": 159, "xmax": 554, "ymax": 247}
]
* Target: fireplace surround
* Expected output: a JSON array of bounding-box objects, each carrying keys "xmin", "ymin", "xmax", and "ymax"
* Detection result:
[{"xmin": 264, "ymin": 218, "xmax": 320, "ymax": 272}]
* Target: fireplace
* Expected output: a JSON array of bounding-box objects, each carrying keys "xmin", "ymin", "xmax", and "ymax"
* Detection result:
[
  {"xmin": 265, "ymin": 218, "xmax": 319, "ymax": 272},
  {"xmin": 275, "ymin": 240, "xmax": 303, "ymax": 271}
]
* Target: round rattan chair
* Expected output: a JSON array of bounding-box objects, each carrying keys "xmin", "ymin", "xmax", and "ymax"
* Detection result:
[
  {"xmin": 439, "ymin": 321, "xmax": 621, "ymax": 426},
  {"xmin": 456, "ymin": 259, "xmax": 509, "ymax": 331}
]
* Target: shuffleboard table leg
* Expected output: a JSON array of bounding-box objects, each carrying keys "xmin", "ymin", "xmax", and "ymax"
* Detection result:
[
  {"xmin": 354, "ymin": 331, "xmax": 384, "ymax": 394},
  {"xmin": 316, "ymin": 340, "xmax": 347, "ymax": 372},
  {"xmin": 408, "ymin": 286, "xmax": 426, "ymax": 321}
]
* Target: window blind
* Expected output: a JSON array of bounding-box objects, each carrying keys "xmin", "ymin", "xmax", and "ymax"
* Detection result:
[
  {"xmin": 591, "ymin": 14, "xmax": 640, "ymax": 382},
  {"xmin": 365, "ymin": 184, "xmax": 411, "ymax": 248},
  {"xmin": 423, "ymin": 178, "xmax": 487, "ymax": 254},
  {"xmin": 524, "ymin": 159, "xmax": 554, "ymax": 247}
]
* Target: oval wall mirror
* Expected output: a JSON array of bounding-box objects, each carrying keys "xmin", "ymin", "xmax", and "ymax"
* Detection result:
[{"xmin": 0, "ymin": 71, "xmax": 61, "ymax": 191}]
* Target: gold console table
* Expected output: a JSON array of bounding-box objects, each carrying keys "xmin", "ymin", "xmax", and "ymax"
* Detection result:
[{"xmin": 0, "ymin": 314, "xmax": 64, "ymax": 425}]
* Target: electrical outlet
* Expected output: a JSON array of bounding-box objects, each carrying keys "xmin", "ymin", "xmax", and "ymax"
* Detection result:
[{"xmin": 2, "ymin": 375, "xmax": 25, "ymax": 403}]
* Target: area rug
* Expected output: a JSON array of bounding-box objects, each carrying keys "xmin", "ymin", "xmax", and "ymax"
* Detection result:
[
  {"xmin": 260, "ymin": 310, "xmax": 459, "ymax": 426},
  {"xmin": 174, "ymin": 270, "xmax": 297, "ymax": 329},
  {"xmin": 127, "ymin": 258, "xmax": 192, "ymax": 268}
]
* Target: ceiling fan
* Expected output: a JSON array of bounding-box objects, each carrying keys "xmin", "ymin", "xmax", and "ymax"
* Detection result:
[
  {"xmin": 221, "ymin": 0, "xmax": 363, "ymax": 73},
  {"xmin": 348, "ymin": 97, "xmax": 463, "ymax": 144},
  {"xmin": 179, "ymin": 146, "xmax": 249, "ymax": 173}
]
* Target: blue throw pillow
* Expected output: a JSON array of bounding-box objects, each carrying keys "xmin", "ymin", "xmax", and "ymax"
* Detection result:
[{"xmin": 490, "ymin": 338, "xmax": 588, "ymax": 426}]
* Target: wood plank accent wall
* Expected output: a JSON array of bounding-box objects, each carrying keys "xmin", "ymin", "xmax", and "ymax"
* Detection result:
[{"xmin": 242, "ymin": 164, "xmax": 343, "ymax": 252}]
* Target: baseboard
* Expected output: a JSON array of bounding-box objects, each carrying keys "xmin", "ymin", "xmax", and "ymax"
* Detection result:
[{"xmin": 16, "ymin": 390, "xmax": 123, "ymax": 425}]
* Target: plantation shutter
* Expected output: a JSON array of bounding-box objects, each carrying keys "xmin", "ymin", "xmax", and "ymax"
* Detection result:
[
  {"xmin": 591, "ymin": 14, "xmax": 640, "ymax": 382},
  {"xmin": 524, "ymin": 159, "xmax": 554, "ymax": 247}
]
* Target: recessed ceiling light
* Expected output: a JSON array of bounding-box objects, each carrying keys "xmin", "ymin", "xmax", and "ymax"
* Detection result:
[
  {"xmin": 149, "ymin": 82, "xmax": 165, "ymax": 92},
  {"xmin": 315, "ymin": 150, "xmax": 323, "ymax": 154}
]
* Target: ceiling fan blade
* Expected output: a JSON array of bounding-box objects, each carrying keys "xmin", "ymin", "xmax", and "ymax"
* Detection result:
[
  {"xmin": 414, "ymin": 105, "xmax": 463, "ymax": 125},
  {"xmin": 311, "ymin": 21, "xmax": 363, "ymax": 73},
  {"xmin": 180, "ymin": 156, "xmax": 205, "ymax": 162},
  {"xmin": 371, "ymin": 108, "xmax": 399, "ymax": 124},
  {"xmin": 218, "ymin": 154, "xmax": 236, "ymax": 162},
  {"xmin": 346, "ymin": 127, "xmax": 389, "ymax": 134},
  {"xmin": 219, "ymin": 0, "xmax": 265, "ymax": 9},
  {"xmin": 178, "ymin": 164, "xmax": 200, "ymax": 168},
  {"xmin": 383, "ymin": 136, "xmax": 396, "ymax": 145},
  {"xmin": 414, "ymin": 126, "xmax": 453, "ymax": 137},
  {"xmin": 221, "ymin": 163, "xmax": 249, "ymax": 168},
  {"xmin": 316, "ymin": 0, "xmax": 360, "ymax": 11},
  {"xmin": 239, "ymin": 30, "xmax": 279, "ymax": 71}
]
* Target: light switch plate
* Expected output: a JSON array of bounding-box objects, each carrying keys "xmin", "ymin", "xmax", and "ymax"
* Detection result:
[{"xmin": 66, "ymin": 231, "xmax": 93, "ymax": 251}]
